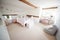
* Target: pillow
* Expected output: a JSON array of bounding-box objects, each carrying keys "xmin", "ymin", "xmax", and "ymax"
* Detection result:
[
  {"xmin": 5, "ymin": 19, "xmax": 12, "ymax": 25},
  {"xmin": 31, "ymin": 17, "xmax": 39, "ymax": 23},
  {"xmin": 40, "ymin": 19, "xmax": 49, "ymax": 25}
]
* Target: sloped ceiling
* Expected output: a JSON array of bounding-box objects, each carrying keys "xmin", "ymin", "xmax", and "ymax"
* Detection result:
[
  {"xmin": 1, "ymin": 0, "xmax": 59, "ymax": 14},
  {"xmin": 1, "ymin": 0, "xmax": 35, "ymax": 10},
  {"xmin": 28, "ymin": 0, "xmax": 58, "ymax": 8},
  {"xmin": 1, "ymin": 0, "xmax": 59, "ymax": 9},
  {"xmin": 1, "ymin": 0, "xmax": 38, "ymax": 15}
]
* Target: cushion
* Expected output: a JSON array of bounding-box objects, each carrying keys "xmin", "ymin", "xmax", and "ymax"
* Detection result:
[{"xmin": 44, "ymin": 25, "xmax": 58, "ymax": 35}]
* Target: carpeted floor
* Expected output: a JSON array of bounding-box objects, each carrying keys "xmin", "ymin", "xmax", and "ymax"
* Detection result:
[{"xmin": 7, "ymin": 23, "xmax": 56, "ymax": 40}]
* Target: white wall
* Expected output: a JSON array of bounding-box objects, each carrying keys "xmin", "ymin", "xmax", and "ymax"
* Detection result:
[
  {"xmin": 0, "ymin": 11, "xmax": 1, "ymax": 16},
  {"xmin": 0, "ymin": 12, "xmax": 2, "ymax": 25},
  {"xmin": 1, "ymin": 4, "xmax": 27, "ymax": 15},
  {"xmin": 0, "ymin": 25, "xmax": 10, "ymax": 40},
  {"xmin": 26, "ymin": 8, "xmax": 40, "ymax": 16},
  {"xmin": 1, "ymin": 4, "xmax": 40, "ymax": 16},
  {"xmin": 0, "ymin": 0, "xmax": 2, "ymax": 18},
  {"xmin": 0, "ymin": 0, "xmax": 2, "ymax": 25},
  {"xmin": 55, "ymin": 5, "xmax": 60, "ymax": 40},
  {"xmin": 1, "ymin": 0, "xmax": 41, "ymax": 16}
]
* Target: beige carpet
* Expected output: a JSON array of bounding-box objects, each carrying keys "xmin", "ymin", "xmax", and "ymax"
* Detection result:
[{"xmin": 7, "ymin": 23, "xmax": 56, "ymax": 40}]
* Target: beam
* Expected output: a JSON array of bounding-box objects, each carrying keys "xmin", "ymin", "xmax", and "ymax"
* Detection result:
[
  {"xmin": 19, "ymin": 0, "xmax": 37, "ymax": 8},
  {"xmin": 42, "ymin": 7, "xmax": 58, "ymax": 10},
  {"xmin": 2, "ymin": 14, "xmax": 17, "ymax": 16}
]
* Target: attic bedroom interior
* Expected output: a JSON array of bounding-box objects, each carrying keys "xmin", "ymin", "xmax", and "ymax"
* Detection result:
[{"xmin": 0, "ymin": 0, "xmax": 60, "ymax": 40}]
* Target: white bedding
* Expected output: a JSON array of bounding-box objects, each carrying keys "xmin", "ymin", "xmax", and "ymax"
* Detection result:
[{"xmin": 17, "ymin": 17, "xmax": 34, "ymax": 28}]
